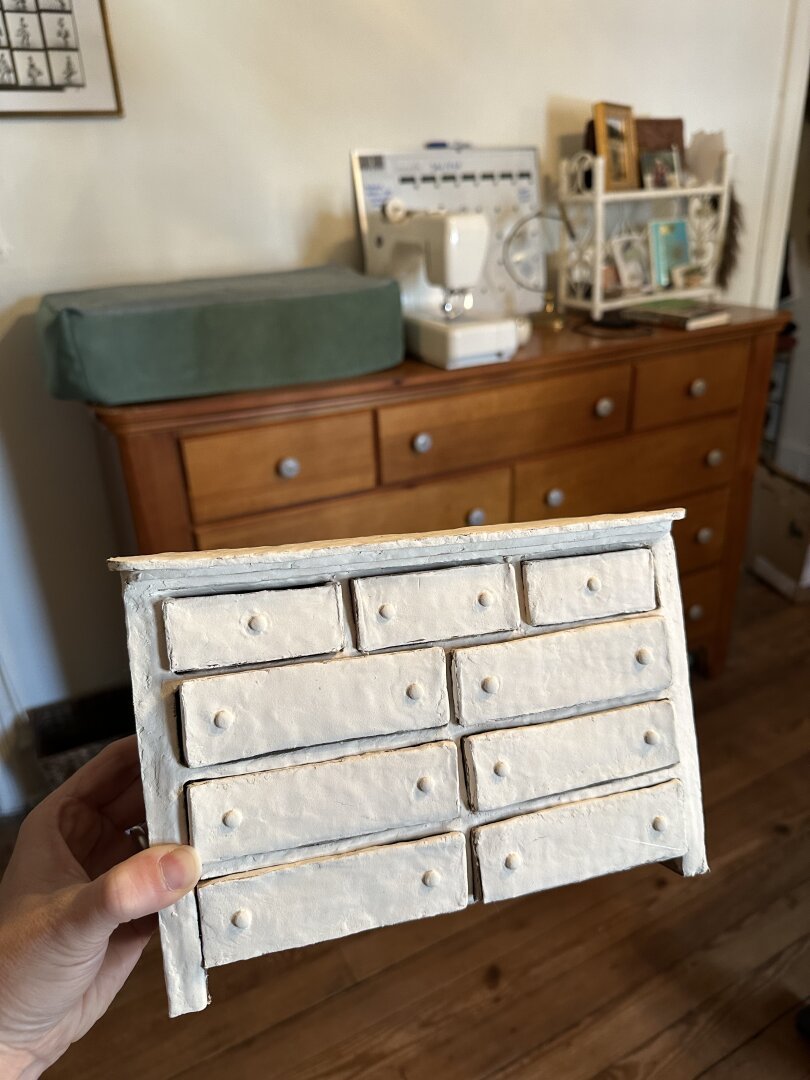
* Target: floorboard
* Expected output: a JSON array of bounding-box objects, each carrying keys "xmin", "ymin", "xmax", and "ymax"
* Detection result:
[{"xmin": 32, "ymin": 573, "xmax": 810, "ymax": 1079}]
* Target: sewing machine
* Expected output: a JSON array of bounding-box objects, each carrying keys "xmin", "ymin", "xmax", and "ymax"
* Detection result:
[{"xmin": 352, "ymin": 146, "xmax": 544, "ymax": 368}]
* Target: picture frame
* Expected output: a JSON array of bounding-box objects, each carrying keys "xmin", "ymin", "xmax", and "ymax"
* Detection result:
[
  {"xmin": 0, "ymin": 0, "xmax": 121, "ymax": 118},
  {"xmin": 593, "ymin": 102, "xmax": 638, "ymax": 192},
  {"xmin": 649, "ymin": 219, "xmax": 691, "ymax": 289},
  {"xmin": 611, "ymin": 234, "xmax": 652, "ymax": 292},
  {"xmin": 641, "ymin": 149, "xmax": 682, "ymax": 190}
]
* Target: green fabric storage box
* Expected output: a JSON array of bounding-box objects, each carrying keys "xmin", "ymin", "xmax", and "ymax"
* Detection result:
[{"xmin": 37, "ymin": 266, "xmax": 404, "ymax": 406}]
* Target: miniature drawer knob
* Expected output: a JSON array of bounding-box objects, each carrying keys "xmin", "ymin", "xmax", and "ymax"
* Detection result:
[
  {"xmin": 378, "ymin": 603, "xmax": 396, "ymax": 621},
  {"xmin": 545, "ymin": 487, "xmax": 565, "ymax": 509},
  {"xmin": 688, "ymin": 603, "xmax": 704, "ymax": 622},
  {"xmin": 706, "ymin": 448, "xmax": 725, "ymax": 468},
  {"xmin": 504, "ymin": 852, "xmax": 521, "ymax": 870},
  {"xmin": 222, "ymin": 808, "xmax": 242, "ymax": 829},
  {"xmin": 689, "ymin": 377, "xmax": 708, "ymax": 398},
  {"xmin": 635, "ymin": 646, "xmax": 653, "ymax": 666},
  {"xmin": 232, "ymin": 909, "xmax": 252, "ymax": 929},
  {"xmin": 422, "ymin": 869, "xmax": 441, "ymax": 888},
  {"xmin": 594, "ymin": 396, "xmax": 615, "ymax": 418},
  {"xmin": 213, "ymin": 708, "xmax": 234, "ymax": 730},
  {"xmin": 406, "ymin": 682, "xmax": 424, "ymax": 701},
  {"xmin": 586, "ymin": 575, "xmax": 602, "ymax": 593},
  {"xmin": 276, "ymin": 456, "xmax": 301, "ymax": 479},
  {"xmin": 696, "ymin": 526, "xmax": 714, "ymax": 545},
  {"xmin": 466, "ymin": 507, "xmax": 487, "ymax": 526},
  {"xmin": 644, "ymin": 729, "xmax": 660, "ymax": 746},
  {"xmin": 412, "ymin": 432, "xmax": 433, "ymax": 454},
  {"xmin": 493, "ymin": 759, "xmax": 510, "ymax": 777},
  {"xmin": 246, "ymin": 613, "xmax": 269, "ymax": 634},
  {"xmin": 477, "ymin": 590, "xmax": 494, "ymax": 608},
  {"xmin": 651, "ymin": 816, "xmax": 667, "ymax": 833},
  {"xmin": 416, "ymin": 775, "xmax": 434, "ymax": 794},
  {"xmin": 481, "ymin": 675, "xmax": 500, "ymax": 695}
]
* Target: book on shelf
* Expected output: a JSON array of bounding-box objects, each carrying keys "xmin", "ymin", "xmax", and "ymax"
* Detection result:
[{"xmin": 623, "ymin": 298, "xmax": 731, "ymax": 330}]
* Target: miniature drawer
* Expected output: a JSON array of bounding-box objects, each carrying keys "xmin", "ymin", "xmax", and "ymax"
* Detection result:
[
  {"xmin": 671, "ymin": 488, "xmax": 731, "ymax": 574},
  {"xmin": 513, "ymin": 415, "xmax": 739, "ymax": 522},
  {"xmin": 452, "ymin": 614, "xmax": 671, "ymax": 726},
  {"xmin": 181, "ymin": 410, "xmax": 376, "ymax": 523},
  {"xmin": 186, "ymin": 741, "xmax": 461, "ymax": 863},
  {"xmin": 353, "ymin": 562, "xmax": 520, "ymax": 652},
  {"xmin": 473, "ymin": 779, "xmax": 686, "ymax": 902},
  {"xmin": 197, "ymin": 832, "xmax": 469, "ymax": 968},
  {"xmin": 163, "ymin": 582, "xmax": 343, "ymax": 673},
  {"xmin": 377, "ymin": 365, "xmax": 631, "ymax": 484},
  {"xmin": 633, "ymin": 342, "xmax": 748, "ymax": 431},
  {"xmin": 463, "ymin": 700, "xmax": 678, "ymax": 812},
  {"xmin": 179, "ymin": 647, "xmax": 449, "ymax": 768},
  {"xmin": 194, "ymin": 468, "xmax": 513, "ymax": 550},
  {"xmin": 681, "ymin": 566, "xmax": 725, "ymax": 644},
  {"xmin": 523, "ymin": 548, "xmax": 655, "ymax": 627}
]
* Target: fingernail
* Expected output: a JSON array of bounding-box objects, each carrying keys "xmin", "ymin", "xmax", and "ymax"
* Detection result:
[{"xmin": 159, "ymin": 846, "xmax": 202, "ymax": 892}]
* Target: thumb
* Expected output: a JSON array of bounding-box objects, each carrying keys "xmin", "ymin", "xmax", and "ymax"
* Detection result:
[{"xmin": 70, "ymin": 844, "xmax": 201, "ymax": 943}]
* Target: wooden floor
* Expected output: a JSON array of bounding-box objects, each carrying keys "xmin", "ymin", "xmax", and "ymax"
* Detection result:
[{"xmin": 43, "ymin": 574, "xmax": 810, "ymax": 1079}]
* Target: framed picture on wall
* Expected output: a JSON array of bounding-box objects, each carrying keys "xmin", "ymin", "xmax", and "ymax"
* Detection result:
[{"xmin": 0, "ymin": 0, "xmax": 121, "ymax": 117}]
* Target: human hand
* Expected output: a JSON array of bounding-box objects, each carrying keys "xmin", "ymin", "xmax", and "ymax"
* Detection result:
[{"xmin": 0, "ymin": 735, "xmax": 201, "ymax": 1079}]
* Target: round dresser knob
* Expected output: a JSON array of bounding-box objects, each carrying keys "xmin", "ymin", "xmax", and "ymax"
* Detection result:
[
  {"xmin": 416, "ymin": 775, "xmax": 434, "ymax": 794},
  {"xmin": 696, "ymin": 526, "xmax": 714, "ymax": 545},
  {"xmin": 378, "ymin": 603, "xmax": 396, "ymax": 621},
  {"xmin": 644, "ymin": 729, "xmax": 660, "ymax": 746},
  {"xmin": 504, "ymin": 852, "xmax": 521, "ymax": 871},
  {"xmin": 651, "ymin": 816, "xmax": 667, "ymax": 833},
  {"xmin": 635, "ymin": 647, "xmax": 653, "ymax": 666},
  {"xmin": 689, "ymin": 377, "xmax": 708, "ymax": 398},
  {"xmin": 594, "ymin": 396, "xmax": 615, "ymax": 418},
  {"xmin": 412, "ymin": 432, "xmax": 433, "ymax": 454},
  {"xmin": 406, "ymin": 682, "xmax": 424, "ymax": 701},
  {"xmin": 481, "ymin": 675, "xmax": 500, "ymax": 695},
  {"xmin": 466, "ymin": 507, "xmax": 487, "ymax": 527},
  {"xmin": 545, "ymin": 487, "xmax": 565, "ymax": 509},
  {"xmin": 706, "ymin": 448, "xmax": 725, "ymax": 468},
  {"xmin": 232, "ymin": 909, "xmax": 252, "ymax": 930},
  {"xmin": 246, "ymin": 613, "xmax": 268, "ymax": 634},
  {"xmin": 222, "ymin": 808, "xmax": 242, "ymax": 830},
  {"xmin": 422, "ymin": 869, "xmax": 441, "ymax": 888},
  {"xmin": 493, "ymin": 759, "xmax": 510, "ymax": 777},
  {"xmin": 213, "ymin": 708, "xmax": 234, "ymax": 730},
  {"xmin": 688, "ymin": 603, "xmax": 704, "ymax": 622},
  {"xmin": 276, "ymin": 456, "xmax": 301, "ymax": 480},
  {"xmin": 477, "ymin": 590, "xmax": 494, "ymax": 608},
  {"xmin": 586, "ymin": 575, "xmax": 602, "ymax": 593}
]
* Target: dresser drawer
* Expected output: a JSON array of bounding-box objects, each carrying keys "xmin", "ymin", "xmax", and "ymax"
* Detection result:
[
  {"xmin": 195, "ymin": 468, "xmax": 512, "ymax": 550},
  {"xmin": 187, "ymin": 741, "xmax": 460, "ymax": 863},
  {"xmin": 473, "ymin": 780, "xmax": 686, "ymax": 902},
  {"xmin": 672, "ymin": 488, "xmax": 731, "ymax": 573},
  {"xmin": 353, "ymin": 562, "xmax": 520, "ymax": 652},
  {"xmin": 378, "ymin": 365, "xmax": 631, "ymax": 484},
  {"xmin": 464, "ymin": 700, "xmax": 678, "ymax": 812},
  {"xmin": 163, "ymin": 582, "xmax": 343, "ymax": 673},
  {"xmin": 181, "ymin": 411, "xmax": 376, "ymax": 523},
  {"xmin": 197, "ymin": 832, "xmax": 468, "ymax": 967},
  {"xmin": 634, "ymin": 342, "xmax": 748, "ymax": 430},
  {"xmin": 179, "ymin": 647, "xmax": 449, "ymax": 768},
  {"xmin": 513, "ymin": 416, "xmax": 738, "ymax": 521},
  {"xmin": 523, "ymin": 548, "xmax": 655, "ymax": 627},
  {"xmin": 452, "ymin": 614, "xmax": 671, "ymax": 726},
  {"xmin": 681, "ymin": 566, "xmax": 725, "ymax": 643}
]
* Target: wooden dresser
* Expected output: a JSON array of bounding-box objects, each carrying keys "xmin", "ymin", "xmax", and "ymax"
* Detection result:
[{"xmin": 93, "ymin": 305, "xmax": 784, "ymax": 675}]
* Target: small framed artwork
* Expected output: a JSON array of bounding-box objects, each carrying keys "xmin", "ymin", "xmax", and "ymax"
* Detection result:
[
  {"xmin": 0, "ymin": 0, "xmax": 121, "ymax": 117},
  {"xmin": 649, "ymin": 220, "xmax": 690, "ymax": 289},
  {"xmin": 641, "ymin": 149, "xmax": 681, "ymax": 190},
  {"xmin": 593, "ymin": 102, "xmax": 639, "ymax": 192},
  {"xmin": 611, "ymin": 234, "xmax": 651, "ymax": 291}
]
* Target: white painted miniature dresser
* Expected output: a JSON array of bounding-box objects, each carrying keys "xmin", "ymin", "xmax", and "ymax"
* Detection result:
[{"xmin": 111, "ymin": 511, "xmax": 707, "ymax": 1016}]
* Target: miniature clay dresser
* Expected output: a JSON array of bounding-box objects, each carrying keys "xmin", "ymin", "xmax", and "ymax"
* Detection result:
[{"xmin": 111, "ymin": 511, "xmax": 708, "ymax": 1016}]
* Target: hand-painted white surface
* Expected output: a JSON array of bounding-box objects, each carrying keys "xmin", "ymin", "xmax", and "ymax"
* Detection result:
[
  {"xmin": 453, "ymin": 614, "xmax": 671, "ymax": 725},
  {"xmin": 352, "ymin": 562, "xmax": 520, "ymax": 652},
  {"xmin": 197, "ymin": 831, "xmax": 468, "ymax": 968},
  {"xmin": 523, "ymin": 548, "xmax": 655, "ymax": 627},
  {"xmin": 180, "ymin": 646, "xmax": 449, "ymax": 768},
  {"xmin": 473, "ymin": 779, "xmax": 686, "ymax": 902},
  {"xmin": 163, "ymin": 582, "xmax": 343, "ymax": 672},
  {"xmin": 186, "ymin": 741, "xmax": 460, "ymax": 864},
  {"xmin": 464, "ymin": 700, "xmax": 678, "ymax": 812},
  {"xmin": 112, "ymin": 511, "xmax": 706, "ymax": 1015}
]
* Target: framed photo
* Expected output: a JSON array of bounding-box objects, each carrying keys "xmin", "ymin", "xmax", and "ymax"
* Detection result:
[
  {"xmin": 593, "ymin": 102, "xmax": 638, "ymax": 192},
  {"xmin": 641, "ymin": 149, "xmax": 681, "ymax": 190},
  {"xmin": 0, "ymin": 0, "xmax": 121, "ymax": 117},
  {"xmin": 611, "ymin": 234, "xmax": 652, "ymax": 291},
  {"xmin": 649, "ymin": 219, "xmax": 691, "ymax": 289}
]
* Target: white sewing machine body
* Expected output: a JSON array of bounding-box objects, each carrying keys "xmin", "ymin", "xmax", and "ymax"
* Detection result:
[{"xmin": 111, "ymin": 511, "xmax": 707, "ymax": 1017}]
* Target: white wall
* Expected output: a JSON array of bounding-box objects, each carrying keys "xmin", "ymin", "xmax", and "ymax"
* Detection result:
[{"xmin": 0, "ymin": 0, "xmax": 808, "ymax": 806}]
